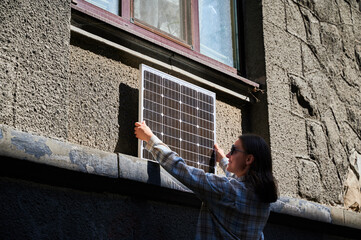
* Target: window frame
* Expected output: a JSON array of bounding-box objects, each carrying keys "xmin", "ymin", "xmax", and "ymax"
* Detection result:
[
  {"xmin": 71, "ymin": 0, "xmax": 258, "ymax": 88},
  {"xmin": 130, "ymin": 0, "xmax": 193, "ymax": 49}
]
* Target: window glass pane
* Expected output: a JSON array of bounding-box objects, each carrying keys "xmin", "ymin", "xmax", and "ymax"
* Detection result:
[
  {"xmin": 199, "ymin": 0, "xmax": 235, "ymax": 67},
  {"xmin": 85, "ymin": 0, "xmax": 120, "ymax": 15},
  {"xmin": 133, "ymin": 0, "xmax": 191, "ymax": 44}
]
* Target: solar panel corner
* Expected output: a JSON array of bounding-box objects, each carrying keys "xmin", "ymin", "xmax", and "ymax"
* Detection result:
[{"xmin": 138, "ymin": 64, "xmax": 217, "ymax": 173}]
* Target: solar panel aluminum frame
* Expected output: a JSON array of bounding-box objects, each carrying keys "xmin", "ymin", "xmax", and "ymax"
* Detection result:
[{"xmin": 138, "ymin": 64, "xmax": 217, "ymax": 172}]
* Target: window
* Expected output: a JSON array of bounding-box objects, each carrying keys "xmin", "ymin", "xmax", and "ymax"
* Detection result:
[
  {"xmin": 78, "ymin": 0, "xmax": 242, "ymax": 72},
  {"xmin": 132, "ymin": 0, "xmax": 192, "ymax": 46},
  {"xmin": 85, "ymin": 0, "xmax": 120, "ymax": 15},
  {"xmin": 199, "ymin": 0, "xmax": 236, "ymax": 67}
]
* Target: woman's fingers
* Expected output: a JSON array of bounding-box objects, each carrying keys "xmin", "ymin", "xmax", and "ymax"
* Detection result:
[
  {"xmin": 214, "ymin": 143, "xmax": 223, "ymax": 152},
  {"xmin": 213, "ymin": 143, "xmax": 226, "ymax": 162},
  {"xmin": 134, "ymin": 121, "xmax": 153, "ymax": 142}
]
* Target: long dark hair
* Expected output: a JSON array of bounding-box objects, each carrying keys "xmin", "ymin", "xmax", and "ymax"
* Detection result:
[{"xmin": 239, "ymin": 134, "xmax": 278, "ymax": 203}]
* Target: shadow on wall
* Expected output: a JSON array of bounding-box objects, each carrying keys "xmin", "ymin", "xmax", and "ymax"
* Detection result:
[
  {"xmin": 115, "ymin": 83, "xmax": 161, "ymax": 185},
  {"xmin": 115, "ymin": 83, "xmax": 139, "ymax": 156}
]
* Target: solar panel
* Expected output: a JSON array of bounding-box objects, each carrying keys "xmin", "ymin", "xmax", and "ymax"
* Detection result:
[{"xmin": 138, "ymin": 64, "xmax": 216, "ymax": 173}]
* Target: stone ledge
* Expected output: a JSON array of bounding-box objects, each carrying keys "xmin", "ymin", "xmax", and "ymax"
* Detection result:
[
  {"xmin": 271, "ymin": 197, "xmax": 332, "ymax": 223},
  {"xmin": 331, "ymin": 206, "xmax": 361, "ymax": 230},
  {"xmin": 0, "ymin": 124, "xmax": 189, "ymax": 193},
  {"xmin": 0, "ymin": 124, "xmax": 360, "ymax": 230},
  {"xmin": 0, "ymin": 124, "xmax": 118, "ymax": 178},
  {"xmin": 117, "ymin": 153, "xmax": 191, "ymax": 193},
  {"xmin": 271, "ymin": 197, "xmax": 361, "ymax": 230},
  {"xmin": 343, "ymin": 208, "xmax": 361, "ymax": 230}
]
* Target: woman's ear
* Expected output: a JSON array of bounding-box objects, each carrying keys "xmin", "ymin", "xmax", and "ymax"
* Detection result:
[{"xmin": 246, "ymin": 154, "xmax": 255, "ymax": 166}]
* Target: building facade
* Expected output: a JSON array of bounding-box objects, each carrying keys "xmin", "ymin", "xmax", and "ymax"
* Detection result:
[{"xmin": 1, "ymin": 0, "xmax": 361, "ymax": 239}]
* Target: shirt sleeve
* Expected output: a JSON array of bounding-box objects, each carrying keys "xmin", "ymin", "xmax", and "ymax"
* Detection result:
[
  {"xmin": 219, "ymin": 157, "xmax": 236, "ymax": 178},
  {"xmin": 145, "ymin": 135, "xmax": 234, "ymax": 202}
]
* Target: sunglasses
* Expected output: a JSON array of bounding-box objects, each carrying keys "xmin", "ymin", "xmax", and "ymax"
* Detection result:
[{"xmin": 230, "ymin": 145, "xmax": 246, "ymax": 155}]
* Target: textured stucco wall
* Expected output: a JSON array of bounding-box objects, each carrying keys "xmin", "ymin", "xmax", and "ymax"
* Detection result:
[
  {"xmin": 0, "ymin": 0, "xmax": 245, "ymax": 158},
  {"xmin": 68, "ymin": 36, "xmax": 245, "ymax": 157},
  {"xmin": 69, "ymin": 38, "xmax": 139, "ymax": 155},
  {"xmin": 263, "ymin": 0, "xmax": 361, "ymax": 210},
  {"xmin": 0, "ymin": 0, "xmax": 70, "ymax": 139}
]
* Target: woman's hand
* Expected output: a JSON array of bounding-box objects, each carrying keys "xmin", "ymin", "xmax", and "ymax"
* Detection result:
[
  {"xmin": 134, "ymin": 121, "xmax": 154, "ymax": 142},
  {"xmin": 214, "ymin": 143, "xmax": 226, "ymax": 163}
]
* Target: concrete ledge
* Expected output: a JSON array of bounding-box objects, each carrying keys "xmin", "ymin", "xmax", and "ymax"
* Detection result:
[
  {"xmin": 0, "ymin": 124, "xmax": 118, "ymax": 178},
  {"xmin": 1, "ymin": 124, "xmax": 360, "ymax": 230},
  {"xmin": 271, "ymin": 196, "xmax": 331, "ymax": 223},
  {"xmin": 118, "ymin": 153, "xmax": 191, "ymax": 192},
  {"xmin": 271, "ymin": 197, "xmax": 361, "ymax": 230},
  {"xmin": 0, "ymin": 124, "xmax": 189, "ymax": 192},
  {"xmin": 344, "ymin": 210, "xmax": 361, "ymax": 230},
  {"xmin": 271, "ymin": 196, "xmax": 361, "ymax": 230}
]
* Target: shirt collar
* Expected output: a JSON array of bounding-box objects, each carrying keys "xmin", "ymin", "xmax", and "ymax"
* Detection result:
[{"xmin": 236, "ymin": 175, "xmax": 245, "ymax": 181}]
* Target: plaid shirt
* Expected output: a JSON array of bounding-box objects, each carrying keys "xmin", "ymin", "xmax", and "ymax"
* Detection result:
[{"xmin": 146, "ymin": 135, "xmax": 270, "ymax": 240}]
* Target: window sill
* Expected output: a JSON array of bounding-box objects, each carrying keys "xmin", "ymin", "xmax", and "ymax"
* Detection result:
[
  {"xmin": 71, "ymin": 0, "xmax": 259, "ymax": 102},
  {"xmin": 1, "ymin": 124, "xmax": 361, "ymax": 231}
]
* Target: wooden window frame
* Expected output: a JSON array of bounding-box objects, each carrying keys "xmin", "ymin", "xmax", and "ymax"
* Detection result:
[
  {"xmin": 71, "ymin": 0, "xmax": 258, "ymax": 88},
  {"xmin": 130, "ymin": 0, "xmax": 193, "ymax": 49}
]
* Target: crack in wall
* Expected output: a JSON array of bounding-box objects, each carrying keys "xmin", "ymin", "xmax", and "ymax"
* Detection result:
[
  {"xmin": 323, "ymin": 122, "xmax": 344, "ymax": 194},
  {"xmin": 355, "ymin": 46, "xmax": 361, "ymax": 70},
  {"xmin": 290, "ymin": 82, "xmax": 315, "ymax": 116},
  {"xmin": 345, "ymin": 121, "xmax": 361, "ymax": 141}
]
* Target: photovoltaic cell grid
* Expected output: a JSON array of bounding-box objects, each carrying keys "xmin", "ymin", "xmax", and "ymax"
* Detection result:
[{"xmin": 139, "ymin": 65, "xmax": 216, "ymax": 173}]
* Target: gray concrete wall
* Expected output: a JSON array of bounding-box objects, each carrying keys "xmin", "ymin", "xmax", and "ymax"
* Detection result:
[
  {"xmin": 0, "ymin": 0, "xmax": 70, "ymax": 139},
  {"xmin": 0, "ymin": 176, "xmax": 199, "ymax": 240},
  {"xmin": 263, "ymin": 0, "xmax": 361, "ymax": 211}
]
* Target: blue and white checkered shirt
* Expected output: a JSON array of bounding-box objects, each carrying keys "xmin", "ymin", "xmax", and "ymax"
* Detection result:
[{"xmin": 146, "ymin": 135, "xmax": 271, "ymax": 240}]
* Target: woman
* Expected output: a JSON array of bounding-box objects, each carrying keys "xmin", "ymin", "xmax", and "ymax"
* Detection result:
[{"xmin": 134, "ymin": 121, "xmax": 278, "ymax": 239}]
